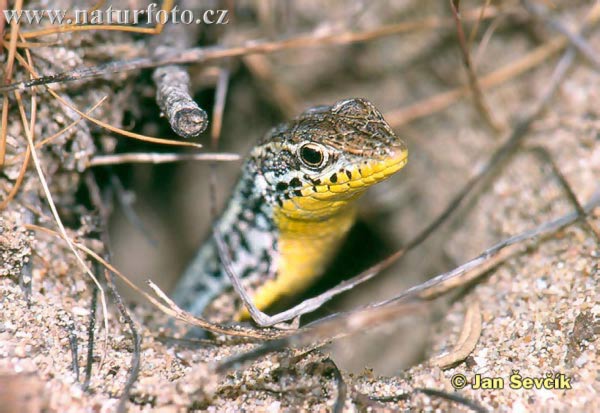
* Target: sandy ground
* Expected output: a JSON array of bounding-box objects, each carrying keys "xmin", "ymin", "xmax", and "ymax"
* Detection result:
[{"xmin": 1, "ymin": 1, "xmax": 600, "ymax": 412}]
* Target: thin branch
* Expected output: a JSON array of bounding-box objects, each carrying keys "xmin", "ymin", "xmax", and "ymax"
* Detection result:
[
  {"xmin": 26, "ymin": 221, "xmax": 280, "ymax": 339},
  {"xmin": 219, "ymin": 188, "xmax": 600, "ymax": 367},
  {"xmin": 467, "ymin": 0, "xmax": 493, "ymax": 48},
  {"xmin": 104, "ymin": 269, "xmax": 141, "ymax": 413},
  {"xmin": 525, "ymin": 146, "xmax": 600, "ymax": 244},
  {"xmin": 12, "ymin": 54, "xmax": 203, "ymax": 148},
  {"xmin": 0, "ymin": 145, "xmax": 30, "ymax": 210},
  {"xmin": 377, "ymin": 188, "xmax": 600, "ymax": 307},
  {"xmin": 522, "ymin": 0, "xmax": 600, "ymax": 71},
  {"xmin": 217, "ymin": 301, "xmax": 427, "ymax": 371},
  {"xmin": 414, "ymin": 388, "xmax": 488, "ymax": 413},
  {"xmin": 0, "ymin": 0, "xmax": 6, "ymax": 39},
  {"xmin": 0, "ymin": 31, "xmax": 35, "ymax": 209},
  {"xmin": 83, "ymin": 282, "xmax": 98, "ymax": 392},
  {"xmin": 152, "ymin": 4, "xmax": 207, "ymax": 138},
  {"xmin": 65, "ymin": 312, "xmax": 80, "ymax": 382},
  {"xmin": 147, "ymin": 280, "xmax": 282, "ymax": 339},
  {"xmin": 213, "ymin": 229, "xmax": 275, "ymax": 326},
  {"xmin": 207, "ymin": 67, "xmax": 231, "ymax": 220},
  {"xmin": 0, "ymin": 5, "xmax": 503, "ymax": 94},
  {"xmin": 385, "ymin": 1, "xmax": 600, "ymax": 127},
  {"xmin": 84, "ymin": 173, "xmax": 141, "ymax": 413},
  {"xmin": 87, "ymin": 152, "xmax": 240, "ymax": 167},
  {"xmin": 323, "ymin": 357, "xmax": 347, "ymax": 413},
  {"xmin": 449, "ymin": 0, "xmax": 504, "ymax": 132}
]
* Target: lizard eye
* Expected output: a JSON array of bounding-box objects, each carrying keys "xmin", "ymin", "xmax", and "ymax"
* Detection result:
[{"xmin": 298, "ymin": 142, "xmax": 328, "ymax": 169}]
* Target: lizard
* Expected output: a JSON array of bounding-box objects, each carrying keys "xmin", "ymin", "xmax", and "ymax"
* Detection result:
[{"xmin": 171, "ymin": 98, "xmax": 408, "ymax": 322}]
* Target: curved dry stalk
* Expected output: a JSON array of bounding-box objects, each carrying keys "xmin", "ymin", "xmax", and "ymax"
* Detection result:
[
  {"xmin": 0, "ymin": 147, "xmax": 30, "ymax": 210},
  {"xmin": 12, "ymin": 39, "xmax": 59, "ymax": 48},
  {"xmin": 25, "ymin": 224, "xmax": 287, "ymax": 340},
  {"xmin": 1, "ymin": 29, "xmax": 36, "ymax": 209},
  {"xmin": 430, "ymin": 301, "xmax": 483, "ymax": 368}
]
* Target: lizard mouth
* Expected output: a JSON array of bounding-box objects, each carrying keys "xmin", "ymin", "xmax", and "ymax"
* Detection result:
[
  {"xmin": 276, "ymin": 145, "xmax": 407, "ymax": 219},
  {"xmin": 304, "ymin": 146, "xmax": 408, "ymax": 199}
]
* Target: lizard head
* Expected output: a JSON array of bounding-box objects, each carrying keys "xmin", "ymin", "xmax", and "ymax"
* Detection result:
[{"xmin": 251, "ymin": 98, "xmax": 408, "ymax": 220}]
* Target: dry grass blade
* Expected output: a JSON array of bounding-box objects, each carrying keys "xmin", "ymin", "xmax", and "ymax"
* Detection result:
[
  {"xmin": 8, "ymin": 0, "xmax": 174, "ymax": 39},
  {"xmin": 6, "ymin": 96, "xmax": 108, "ymax": 165},
  {"xmin": 0, "ymin": 0, "xmax": 23, "ymax": 168},
  {"xmin": 43, "ymin": 86, "xmax": 203, "ymax": 148},
  {"xmin": 385, "ymin": 36, "xmax": 565, "ymax": 127},
  {"xmin": 12, "ymin": 39, "xmax": 59, "ymax": 48},
  {"xmin": 0, "ymin": 94, "xmax": 9, "ymax": 168},
  {"xmin": 0, "ymin": 0, "xmax": 6, "ymax": 37},
  {"xmin": 13, "ymin": 89, "xmax": 111, "ymax": 369},
  {"xmin": 0, "ymin": 146, "xmax": 30, "ymax": 210},
  {"xmin": 1, "ymin": 30, "xmax": 38, "ymax": 209},
  {"xmin": 147, "ymin": 281, "xmax": 286, "ymax": 339},
  {"xmin": 467, "ymin": 0, "xmax": 493, "ymax": 47}
]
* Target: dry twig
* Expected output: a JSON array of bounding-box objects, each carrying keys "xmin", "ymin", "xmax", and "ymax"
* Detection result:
[
  {"xmin": 152, "ymin": 2, "xmax": 208, "ymax": 138},
  {"xmin": 87, "ymin": 152, "xmax": 240, "ymax": 167},
  {"xmin": 522, "ymin": 0, "xmax": 600, "ymax": 71},
  {"xmin": 0, "ymin": 5, "xmax": 503, "ymax": 94},
  {"xmin": 82, "ymin": 282, "xmax": 98, "ymax": 392},
  {"xmin": 449, "ymin": 0, "xmax": 504, "ymax": 132}
]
